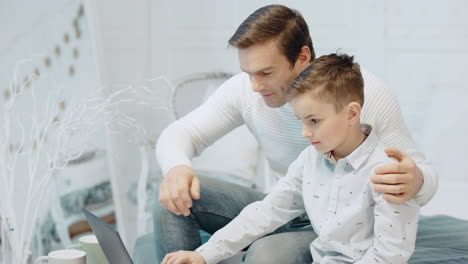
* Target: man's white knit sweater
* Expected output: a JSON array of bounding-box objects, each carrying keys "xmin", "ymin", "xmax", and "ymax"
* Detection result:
[{"xmin": 156, "ymin": 68, "xmax": 438, "ymax": 206}]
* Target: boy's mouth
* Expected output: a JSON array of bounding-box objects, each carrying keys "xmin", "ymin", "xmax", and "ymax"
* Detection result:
[{"xmin": 311, "ymin": 141, "xmax": 320, "ymax": 145}]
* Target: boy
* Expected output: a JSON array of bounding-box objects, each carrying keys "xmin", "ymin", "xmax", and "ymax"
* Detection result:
[{"xmin": 161, "ymin": 53, "xmax": 420, "ymax": 264}]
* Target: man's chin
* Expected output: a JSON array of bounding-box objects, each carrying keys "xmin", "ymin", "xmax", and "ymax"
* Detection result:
[{"xmin": 263, "ymin": 98, "xmax": 287, "ymax": 108}]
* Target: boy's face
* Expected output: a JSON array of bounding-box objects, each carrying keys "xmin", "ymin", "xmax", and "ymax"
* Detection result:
[
  {"xmin": 238, "ymin": 39, "xmax": 309, "ymax": 108},
  {"xmin": 291, "ymin": 92, "xmax": 351, "ymax": 155}
]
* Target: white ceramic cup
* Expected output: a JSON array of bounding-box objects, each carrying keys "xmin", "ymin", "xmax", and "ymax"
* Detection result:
[
  {"xmin": 67, "ymin": 235, "xmax": 109, "ymax": 264},
  {"xmin": 33, "ymin": 249, "xmax": 86, "ymax": 264}
]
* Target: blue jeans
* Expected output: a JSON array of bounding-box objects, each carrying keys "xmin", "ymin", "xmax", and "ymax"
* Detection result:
[{"xmin": 153, "ymin": 176, "xmax": 317, "ymax": 263}]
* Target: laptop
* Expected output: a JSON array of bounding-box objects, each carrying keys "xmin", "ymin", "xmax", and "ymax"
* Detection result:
[{"xmin": 83, "ymin": 208, "xmax": 133, "ymax": 264}]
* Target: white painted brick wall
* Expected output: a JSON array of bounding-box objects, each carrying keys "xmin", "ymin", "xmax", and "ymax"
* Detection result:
[
  {"xmin": 148, "ymin": 0, "xmax": 468, "ymax": 220},
  {"xmin": 149, "ymin": 0, "xmax": 468, "ymax": 182}
]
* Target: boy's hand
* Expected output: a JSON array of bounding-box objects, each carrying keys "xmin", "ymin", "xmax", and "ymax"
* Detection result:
[
  {"xmin": 161, "ymin": 251, "xmax": 206, "ymax": 264},
  {"xmin": 371, "ymin": 148, "xmax": 424, "ymax": 204},
  {"xmin": 159, "ymin": 165, "xmax": 201, "ymax": 216}
]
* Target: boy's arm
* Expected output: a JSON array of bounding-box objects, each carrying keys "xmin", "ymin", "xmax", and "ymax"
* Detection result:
[
  {"xmin": 369, "ymin": 74, "xmax": 438, "ymax": 206},
  {"xmin": 355, "ymin": 181, "xmax": 420, "ymax": 264},
  {"xmin": 195, "ymin": 151, "xmax": 309, "ymax": 264}
]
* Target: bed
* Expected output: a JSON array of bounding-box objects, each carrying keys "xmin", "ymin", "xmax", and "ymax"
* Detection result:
[{"xmin": 410, "ymin": 178, "xmax": 468, "ymax": 263}]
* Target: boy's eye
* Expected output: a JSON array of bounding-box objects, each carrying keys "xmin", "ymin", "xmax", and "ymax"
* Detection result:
[
  {"xmin": 262, "ymin": 71, "xmax": 272, "ymax": 76},
  {"xmin": 311, "ymin": 119, "xmax": 320, "ymax": 124}
]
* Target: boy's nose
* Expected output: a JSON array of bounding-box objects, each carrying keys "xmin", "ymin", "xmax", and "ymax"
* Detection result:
[{"xmin": 302, "ymin": 126, "xmax": 312, "ymax": 138}]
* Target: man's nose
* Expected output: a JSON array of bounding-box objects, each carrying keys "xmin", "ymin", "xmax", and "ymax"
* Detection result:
[{"xmin": 251, "ymin": 75, "xmax": 264, "ymax": 93}]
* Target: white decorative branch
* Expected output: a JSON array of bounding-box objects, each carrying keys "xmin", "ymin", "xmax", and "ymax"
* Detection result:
[{"xmin": 0, "ymin": 64, "xmax": 175, "ymax": 263}]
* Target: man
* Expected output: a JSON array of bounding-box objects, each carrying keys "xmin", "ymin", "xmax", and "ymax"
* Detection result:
[{"xmin": 154, "ymin": 5, "xmax": 437, "ymax": 263}]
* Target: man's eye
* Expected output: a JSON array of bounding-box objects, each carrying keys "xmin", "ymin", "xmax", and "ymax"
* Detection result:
[{"xmin": 262, "ymin": 71, "xmax": 272, "ymax": 76}]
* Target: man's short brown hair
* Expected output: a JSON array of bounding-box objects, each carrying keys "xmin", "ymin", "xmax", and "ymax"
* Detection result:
[
  {"xmin": 287, "ymin": 53, "xmax": 364, "ymax": 112},
  {"xmin": 229, "ymin": 5, "xmax": 315, "ymax": 66}
]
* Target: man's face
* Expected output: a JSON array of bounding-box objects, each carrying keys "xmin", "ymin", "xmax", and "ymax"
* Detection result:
[
  {"xmin": 238, "ymin": 40, "xmax": 307, "ymax": 107},
  {"xmin": 291, "ymin": 92, "xmax": 350, "ymax": 155}
]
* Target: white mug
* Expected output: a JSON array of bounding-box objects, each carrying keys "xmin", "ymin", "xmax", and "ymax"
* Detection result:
[
  {"xmin": 67, "ymin": 235, "xmax": 109, "ymax": 264},
  {"xmin": 33, "ymin": 249, "xmax": 86, "ymax": 264}
]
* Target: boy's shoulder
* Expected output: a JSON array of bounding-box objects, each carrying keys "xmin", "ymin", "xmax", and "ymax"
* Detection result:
[{"xmin": 368, "ymin": 140, "xmax": 399, "ymax": 169}]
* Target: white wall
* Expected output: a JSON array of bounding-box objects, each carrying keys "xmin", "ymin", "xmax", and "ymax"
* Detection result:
[
  {"xmin": 0, "ymin": 0, "xmax": 113, "ymax": 258},
  {"xmin": 0, "ymin": 0, "xmax": 97, "ymax": 100},
  {"xmin": 150, "ymin": 0, "xmax": 468, "ymax": 180},
  {"xmin": 0, "ymin": 0, "xmax": 101, "ymax": 219},
  {"xmin": 149, "ymin": 0, "xmax": 468, "ymax": 220}
]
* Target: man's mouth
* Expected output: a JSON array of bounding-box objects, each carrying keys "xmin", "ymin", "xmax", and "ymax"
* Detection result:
[{"xmin": 261, "ymin": 92, "xmax": 274, "ymax": 97}]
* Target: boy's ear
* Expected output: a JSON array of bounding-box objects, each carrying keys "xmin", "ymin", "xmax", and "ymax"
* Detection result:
[{"xmin": 346, "ymin": 102, "xmax": 362, "ymax": 123}]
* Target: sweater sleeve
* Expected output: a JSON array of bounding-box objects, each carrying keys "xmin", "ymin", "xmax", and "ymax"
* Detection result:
[
  {"xmin": 156, "ymin": 73, "xmax": 249, "ymax": 175},
  {"xmin": 362, "ymin": 69, "xmax": 438, "ymax": 206}
]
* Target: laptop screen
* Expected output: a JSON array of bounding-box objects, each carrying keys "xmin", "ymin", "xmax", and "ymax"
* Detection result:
[{"xmin": 83, "ymin": 208, "xmax": 133, "ymax": 264}]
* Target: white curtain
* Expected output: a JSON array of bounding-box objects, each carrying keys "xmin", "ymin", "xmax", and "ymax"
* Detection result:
[{"xmin": 83, "ymin": 0, "xmax": 153, "ymax": 254}]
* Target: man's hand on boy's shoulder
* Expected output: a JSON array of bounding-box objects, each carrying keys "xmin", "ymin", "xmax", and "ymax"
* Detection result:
[
  {"xmin": 371, "ymin": 148, "xmax": 424, "ymax": 204},
  {"xmin": 161, "ymin": 250, "xmax": 206, "ymax": 264}
]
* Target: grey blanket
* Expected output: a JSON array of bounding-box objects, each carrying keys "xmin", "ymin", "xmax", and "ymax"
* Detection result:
[
  {"xmin": 409, "ymin": 215, "xmax": 468, "ymax": 263},
  {"xmin": 134, "ymin": 215, "xmax": 468, "ymax": 263}
]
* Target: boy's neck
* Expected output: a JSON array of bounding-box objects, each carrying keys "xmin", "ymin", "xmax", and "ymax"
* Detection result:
[{"xmin": 331, "ymin": 123, "xmax": 367, "ymax": 161}]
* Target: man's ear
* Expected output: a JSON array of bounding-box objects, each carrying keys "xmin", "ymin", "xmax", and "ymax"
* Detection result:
[
  {"xmin": 295, "ymin": 45, "xmax": 311, "ymax": 67},
  {"xmin": 346, "ymin": 102, "xmax": 362, "ymax": 123}
]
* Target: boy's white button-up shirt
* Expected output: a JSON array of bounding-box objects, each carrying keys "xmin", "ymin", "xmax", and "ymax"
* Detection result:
[{"xmin": 196, "ymin": 125, "xmax": 420, "ymax": 264}]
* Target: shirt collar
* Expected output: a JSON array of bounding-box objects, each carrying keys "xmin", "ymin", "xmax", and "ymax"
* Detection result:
[{"xmin": 323, "ymin": 124, "xmax": 378, "ymax": 170}]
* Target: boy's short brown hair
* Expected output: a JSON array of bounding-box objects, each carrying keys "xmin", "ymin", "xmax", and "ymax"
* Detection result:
[
  {"xmin": 287, "ymin": 53, "xmax": 364, "ymax": 111},
  {"xmin": 228, "ymin": 4, "xmax": 315, "ymax": 66}
]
